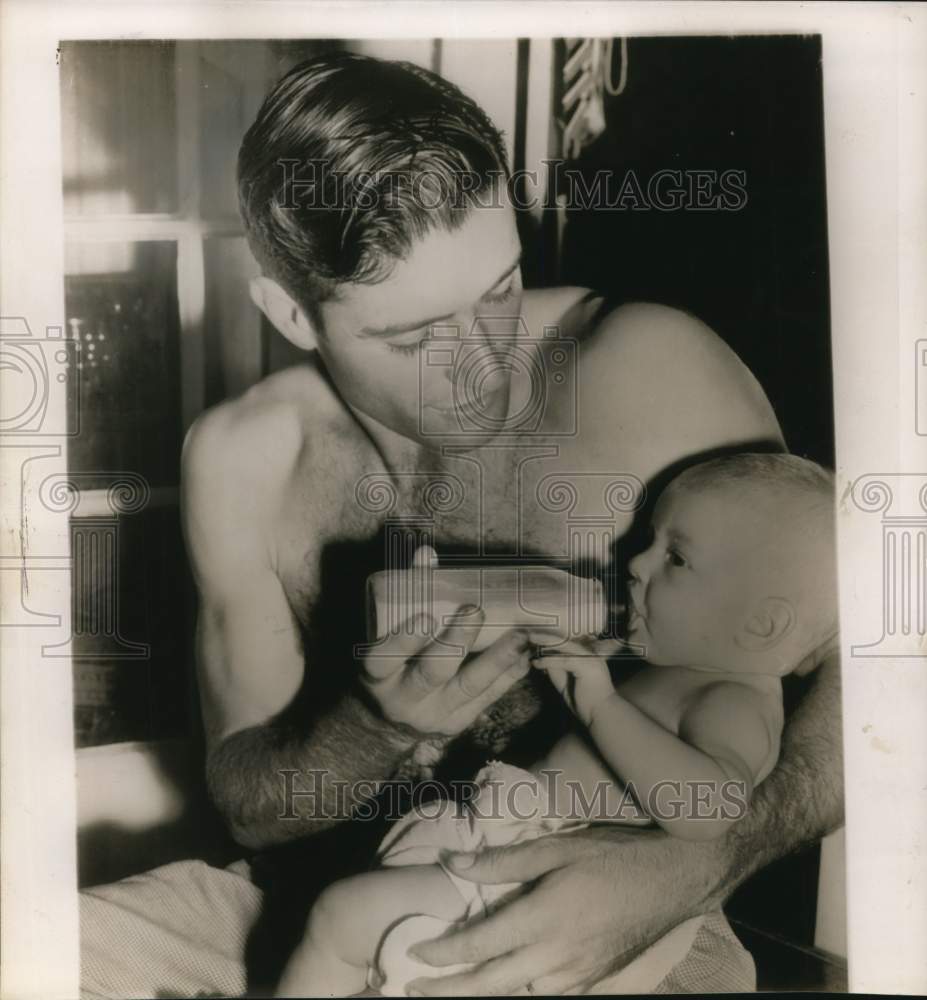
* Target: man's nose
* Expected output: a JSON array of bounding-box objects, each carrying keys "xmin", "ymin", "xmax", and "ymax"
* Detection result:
[
  {"xmin": 442, "ymin": 318, "xmax": 500, "ymax": 384},
  {"xmin": 461, "ymin": 311, "xmax": 498, "ymax": 342}
]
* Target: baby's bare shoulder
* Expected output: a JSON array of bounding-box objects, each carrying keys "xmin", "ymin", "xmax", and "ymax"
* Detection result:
[
  {"xmin": 692, "ymin": 677, "xmax": 782, "ymax": 719},
  {"xmin": 681, "ymin": 678, "xmax": 784, "ymax": 761},
  {"xmin": 683, "ymin": 678, "xmax": 784, "ymax": 786}
]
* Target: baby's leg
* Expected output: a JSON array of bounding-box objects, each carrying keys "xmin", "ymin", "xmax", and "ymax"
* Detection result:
[{"xmin": 276, "ymin": 864, "xmax": 466, "ymax": 998}]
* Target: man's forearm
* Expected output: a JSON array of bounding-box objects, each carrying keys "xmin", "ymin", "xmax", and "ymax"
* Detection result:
[
  {"xmin": 710, "ymin": 651, "xmax": 844, "ymax": 901},
  {"xmin": 206, "ymin": 690, "xmax": 417, "ymax": 849}
]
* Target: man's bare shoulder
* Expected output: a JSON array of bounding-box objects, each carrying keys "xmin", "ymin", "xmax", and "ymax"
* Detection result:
[
  {"xmin": 181, "ymin": 359, "xmax": 360, "ymax": 518},
  {"xmin": 578, "ymin": 301, "xmax": 784, "ymax": 446},
  {"xmin": 583, "ymin": 301, "xmax": 733, "ymax": 362},
  {"xmin": 522, "ymin": 285, "xmax": 604, "ymax": 339},
  {"xmin": 528, "ymin": 293, "xmax": 753, "ymax": 363}
]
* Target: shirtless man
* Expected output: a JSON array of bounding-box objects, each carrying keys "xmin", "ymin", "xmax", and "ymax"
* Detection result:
[{"xmin": 177, "ymin": 52, "xmax": 842, "ymax": 996}]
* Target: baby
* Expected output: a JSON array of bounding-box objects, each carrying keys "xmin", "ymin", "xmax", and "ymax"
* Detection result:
[{"xmin": 277, "ymin": 453, "xmax": 839, "ymax": 997}]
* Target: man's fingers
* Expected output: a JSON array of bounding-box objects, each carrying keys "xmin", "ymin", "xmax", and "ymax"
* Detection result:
[
  {"xmin": 450, "ymin": 628, "xmax": 530, "ymax": 702},
  {"xmin": 528, "ymin": 967, "xmax": 593, "ymax": 996},
  {"xmin": 407, "ymin": 946, "xmax": 542, "ymax": 997},
  {"xmin": 456, "ymin": 652, "xmax": 532, "ymax": 720},
  {"xmin": 440, "ymin": 651, "xmax": 531, "ymax": 734},
  {"xmin": 440, "ymin": 836, "xmax": 571, "ymax": 885},
  {"xmin": 363, "ymin": 612, "xmax": 435, "ymax": 679},
  {"xmin": 411, "ymin": 605, "xmax": 485, "ymax": 688},
  {"xmin": 410, "ymin": 892, "xmax": 541, "ymax": 968}
]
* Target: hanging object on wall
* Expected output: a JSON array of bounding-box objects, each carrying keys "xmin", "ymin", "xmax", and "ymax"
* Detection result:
[{"xmin": 559, "ymin": 37, "xmax": 628, "ymax": 161}]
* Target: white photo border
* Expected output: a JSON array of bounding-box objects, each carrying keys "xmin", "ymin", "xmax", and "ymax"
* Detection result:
[{"xmin": 1, "ymin": 1, "xmax": 925, "ymax": 996}]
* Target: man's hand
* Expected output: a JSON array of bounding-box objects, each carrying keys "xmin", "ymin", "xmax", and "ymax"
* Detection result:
[
  {"xmin": 406, "ymin": 647, "xmax": 846, "ymax": 995},
  {"xmin": 406, "ymin": 826, "xmax": 724, "ymax": 996},
  {"xmin": 360, "ymin": 609, "xmax": 533, "ymax": 739},
  {"xmin": 359, "ymin": 544, "xmax": 534, "ymax": 738}
]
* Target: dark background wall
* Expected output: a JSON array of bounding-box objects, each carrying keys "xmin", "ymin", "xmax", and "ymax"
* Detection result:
[{"xmin": 558, "ymin": 34, "xmax": 833, "ymax": 468}]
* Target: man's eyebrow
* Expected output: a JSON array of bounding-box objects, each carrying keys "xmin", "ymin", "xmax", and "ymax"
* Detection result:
[
  {"xmin": 358, "ymin": 253, "xmax": 522, "ymax": 338},
  {"xmin": 359, "ymin": 309, "xmax": 456, "ymax": 339}
]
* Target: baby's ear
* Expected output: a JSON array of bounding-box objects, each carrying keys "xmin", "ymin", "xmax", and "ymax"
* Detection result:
[{"xmin": 735, "ymin": 597, "xmax": 796, "ymax": 652}]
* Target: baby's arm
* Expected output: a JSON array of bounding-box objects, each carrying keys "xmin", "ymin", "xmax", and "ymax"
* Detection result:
[
  {"xmin": 533, "ymin": 643, "xmax": 776, "ymax": 841},
  {"xmin": 586, "ymin": 681, "xmax": 776, "ymax": 840},
  {"xmin": 277, "ymin": 865, "xmax": 467, "ymax": 997}
]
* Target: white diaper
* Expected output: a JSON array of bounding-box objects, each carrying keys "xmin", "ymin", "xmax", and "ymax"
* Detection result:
[{"xmin": 370, "ymin": 761, "xmax": 703, "ymax": 996}]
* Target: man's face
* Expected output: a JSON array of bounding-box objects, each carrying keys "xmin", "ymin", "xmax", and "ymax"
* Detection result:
[
  {"xmin": 313, "ymin": 201, "xmax": 524, "ymax": 448},
  {"xmin": 626, "ymin": 484, "xmax": 778, "ymax": 669}
]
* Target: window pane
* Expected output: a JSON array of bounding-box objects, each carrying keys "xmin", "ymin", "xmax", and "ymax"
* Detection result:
[
  {"xmin": 197, "ymin": 39, "xmax": 341, "ymax": 218},
  {"xmin": 60, "ymin": 41, "xmax": 178, "ymax": 215},
  {"xmin": 197, "ymin": 42, "xmax": 268, "ymax": 220},
  {"xmin": 64, "ymin": 241, "xmax": 182, "ymax": 488}
]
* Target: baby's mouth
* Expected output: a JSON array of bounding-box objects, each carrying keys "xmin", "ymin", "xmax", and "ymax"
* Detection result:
[
  {"xmin": 610, "ymin": 599, "xmax": 640, "ymax": 639},
  {"xmin": 626, "ymin": 597, "xmax": 646, "ymax": 631}
]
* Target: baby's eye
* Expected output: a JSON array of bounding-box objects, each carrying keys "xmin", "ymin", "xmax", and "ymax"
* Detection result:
[{"xmin": 666, "ymin": 548, "xmax": 688, "ymax": 569}]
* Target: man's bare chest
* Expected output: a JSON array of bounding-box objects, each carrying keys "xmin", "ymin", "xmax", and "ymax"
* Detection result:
[{"xmin": 278, "ymin": 441, "xmax": 601, "ymax": 618}]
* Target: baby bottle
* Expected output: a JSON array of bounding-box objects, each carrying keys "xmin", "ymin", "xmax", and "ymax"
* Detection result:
[{"xmin": 366, "ymin": 564, "xmax": 607, "ymax": 652}]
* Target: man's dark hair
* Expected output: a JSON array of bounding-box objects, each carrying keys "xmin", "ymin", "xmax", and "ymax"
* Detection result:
[{"xmin": 238, "ymin": 51, "xmax": 509, "ymax": 311}]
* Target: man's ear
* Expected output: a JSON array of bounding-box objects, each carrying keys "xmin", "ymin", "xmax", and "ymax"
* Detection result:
[
  {"xmin": 249, "ymin": 276, "xmax": 319, "ymax": 350},
  {"xmin": 735, "ymin": 597, "xmax": 796, "ymax": 652}
]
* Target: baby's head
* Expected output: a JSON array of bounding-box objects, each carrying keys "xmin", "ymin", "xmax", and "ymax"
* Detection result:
[{"xmin": 627, "ymin": 453, "xmax": 837, "ymax": 676}]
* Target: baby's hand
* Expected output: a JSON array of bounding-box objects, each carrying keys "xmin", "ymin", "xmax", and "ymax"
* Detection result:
[{"xmin": 529, "ymin": 634, "xmax": 621, "ymax": 727}]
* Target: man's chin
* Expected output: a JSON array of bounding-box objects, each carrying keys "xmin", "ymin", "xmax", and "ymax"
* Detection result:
[
  {"xmin": 420, "ymin": 402, "xmax": 513, "ymax": 444},
  {"xmin": 417, "ymin": 427, "xmax": 501, "ymax": 452}
]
